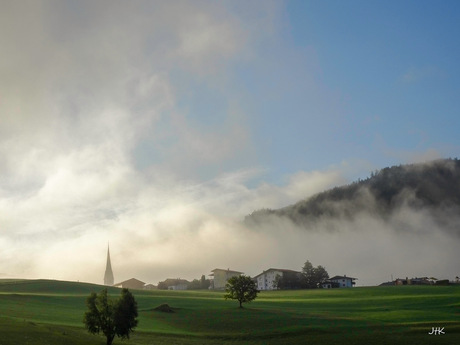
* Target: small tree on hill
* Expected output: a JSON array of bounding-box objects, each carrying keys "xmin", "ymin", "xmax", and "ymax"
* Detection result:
[
  {"xmin": 84, "ymin": 288, "xmax": 138, "ymax": 345},
  {"xmin": 224, "ymin": 275, "xmax": 259, "ymax": 308}
]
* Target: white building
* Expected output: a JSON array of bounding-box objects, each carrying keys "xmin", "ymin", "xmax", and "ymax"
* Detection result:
[
  {"xmin": 162, "ymin": 278, "xmax": 190, "ymax": 290},
  {"xmin": 324, "ymin": 275, "xmax": 357, "ymax": 288},
  {"xmin": 209, "ymin": 268, "xmax": 243, "ymax": 289},
  {"xmin": 254, "ymin": 268, "xmax": 301, "ymax": 290}
]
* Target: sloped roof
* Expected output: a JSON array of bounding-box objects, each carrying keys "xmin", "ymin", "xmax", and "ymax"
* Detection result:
[
  {"xmin": 329, "ymin": 275, "xmax": 357, "ymax": 280},
  {"xmin": 210, "ymin": 268, "xmax": 243, "ymax": 275},
  {"xmin": 253, "ymin": 268, "xmax": 301, "ymax": 279},
  {"xmin": 113, "ymin": 278, "xmax": 145, "ymax": 286},
  {"xmin": 163, "ymin": 278, "xmax": 190, "ymax": 286}
]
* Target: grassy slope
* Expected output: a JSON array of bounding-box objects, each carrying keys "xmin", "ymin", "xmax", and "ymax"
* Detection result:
[{"xmin": 0, "ymin": 279, "xmax": 459, "ymax": 345}]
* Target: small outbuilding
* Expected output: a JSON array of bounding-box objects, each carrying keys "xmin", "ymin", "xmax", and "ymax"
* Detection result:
[
  {"xmin": 113, "ymin": 278, "xmax": 146, "ymax": 290},
  {"xmin": 163, "ymin": 278, "xmax": 190, "ymax": 290}
]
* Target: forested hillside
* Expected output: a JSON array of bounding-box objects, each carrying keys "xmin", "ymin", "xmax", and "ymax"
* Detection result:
[{"xmin": 245, "ymin": 158, "xmax": 460, "ymax": 233}]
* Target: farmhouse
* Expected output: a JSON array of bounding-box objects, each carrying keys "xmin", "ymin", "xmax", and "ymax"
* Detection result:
[
  {"xmin": 254, "ymin": 268, "xmax": 301, "ymax": 290},
  {"xmin": 162, "ymin": 278, "xmax": 190, "ymax": 290},
  {"xmin": 209, "ymin": 268, "xmax": 243, "ymax": 289},
  {"xmin": 113, "ymin": 278, "xmax": 146, "ymax": 290},
  {"xmin": 323, "ymin": 275, "xmax": 357, "ymax": 288}
]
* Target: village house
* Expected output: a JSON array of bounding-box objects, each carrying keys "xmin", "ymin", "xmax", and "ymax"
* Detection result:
[
  {"xmin": 162, "ymin": 278, "xmax": 190, "ymax": 290},
  {"xmin": 379, "ymin": 276, "xmax": 445, "ymax": 286},
  {"xmin": 113, "ymin": 278, "xmax": 146, "ymax": 290},
  {"xmin": 209, "ymin": 268, "xmax": 243, "ymax": 289},
  {"xmin": 323, "ymin": 275, "xmax": 357, "ymax": 288},
  {"xmin": 253, "ymin": 268, "xmax": 301, "ymax": 290},
  {"xmin": 322, "ymin": 281, "xmax": 340, "ymax": 288}
]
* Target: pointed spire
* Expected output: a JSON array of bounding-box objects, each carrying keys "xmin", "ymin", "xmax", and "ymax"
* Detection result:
[{"xmin": 104, "ymin": 244, "xmax": 114, "ymax": 286}]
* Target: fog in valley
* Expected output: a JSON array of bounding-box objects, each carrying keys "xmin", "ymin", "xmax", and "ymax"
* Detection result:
[
  {"xmin": 1, "ymin": 1, "xmax": 459, "ymax": 287},
  {"xmin": 2, "ymin": 161, "xmax": 458, "ymax": 286}
]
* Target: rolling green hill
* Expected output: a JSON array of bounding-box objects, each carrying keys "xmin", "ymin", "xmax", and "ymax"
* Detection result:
[
  {"xmin": 245, "ymin": 158, "xmax": 460, "ymax": 234},
  {"xmin": 1, "ymin": 279, "xmax": 459, "ymax": 344}
]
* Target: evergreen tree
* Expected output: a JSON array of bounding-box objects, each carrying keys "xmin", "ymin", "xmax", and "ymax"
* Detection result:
[{"xmin": 301, "ymin": 261, "xmax": 329, "ymax": 288}]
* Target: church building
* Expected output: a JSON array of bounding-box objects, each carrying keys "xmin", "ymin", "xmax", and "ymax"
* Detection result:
[{"xmin": 104, "ymin": 245, "xmax": 114, "ymax": 286}]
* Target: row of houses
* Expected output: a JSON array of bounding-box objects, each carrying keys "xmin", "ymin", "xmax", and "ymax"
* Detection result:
[
  {"xmin": 111, "ymin": 269, "xmax": 244, "ymax": 290},
  {"xmin": 112, "ymin": 277, "xmax": 189, "ymax": 290},
  {"xmin": 252, "ymin": 268, "xmax": 357, "ymax": 290},
  {"xmin": 379, "ymin": 276, "xmax": 453, "ymax": 286},
  {"xmin": 111, "ymin": 268, "xmax": 357, "ymax": 291}
]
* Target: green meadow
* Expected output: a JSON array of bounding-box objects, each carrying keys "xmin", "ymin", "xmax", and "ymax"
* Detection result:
[{"xmin": 0, "ymin": 279, "xmax": 459, "ymax": 345}]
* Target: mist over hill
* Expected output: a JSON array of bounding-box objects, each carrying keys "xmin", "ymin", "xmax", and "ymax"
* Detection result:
[{"xmin": 245, "ymin": 158, "xmax": 460, "ymax": 236}]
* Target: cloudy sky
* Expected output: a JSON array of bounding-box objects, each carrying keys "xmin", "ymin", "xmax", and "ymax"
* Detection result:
[{"xmin": 1, "ymin": 1, "xmax": 459, "ymax": 286}]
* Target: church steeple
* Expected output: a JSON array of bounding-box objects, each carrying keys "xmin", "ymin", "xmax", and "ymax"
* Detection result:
[{"xmin": 104, "ymin": 244, "xmax": 114, "ymax": 286}]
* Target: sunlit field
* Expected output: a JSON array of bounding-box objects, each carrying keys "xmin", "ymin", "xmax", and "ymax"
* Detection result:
[{"xmin": 0, "ymin": 279, "xmax": 459, "ymax": 345}]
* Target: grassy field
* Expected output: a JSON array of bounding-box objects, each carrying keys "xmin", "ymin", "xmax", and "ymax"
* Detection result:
[{"xmin": 0, "ymin": 279, "xmax": 459, "ymax": 344}]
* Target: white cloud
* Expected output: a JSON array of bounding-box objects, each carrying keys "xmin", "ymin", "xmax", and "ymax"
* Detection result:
[
  {"xmin": 0, "ymin": 0, "xmax": 291, "ymax": 283},
  {"xmin": 0, "ymin": 1, "xmax": 270, "ymax": 185},
  {"xmin": 0, "ymin": 155, "xmax": 350, "ymax": 283}
]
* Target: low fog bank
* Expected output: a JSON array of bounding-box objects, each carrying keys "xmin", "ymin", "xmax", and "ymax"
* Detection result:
[
  {"xmin": 1, "ymin": 161, "xmax": 458, "ymax": 287},
  {"xmin": 5, "ymin": 193, "xmax": 458, "ymax": 288},
  {"xmin": 247, "ymin": 207, "xmax": 459, "ymax": 286},
  {"xmin": 245, "ymin": 168, "xmax": 460, "ymax": 286},
  {"xmin": 0, "ymin": 166, "xmax": 346, "ymax": 285}
]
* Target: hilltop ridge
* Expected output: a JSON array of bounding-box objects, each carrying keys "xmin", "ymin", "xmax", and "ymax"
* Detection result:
[{"xmin": 245, "ymin": 158, "xmax": 460, "ymax": 234}]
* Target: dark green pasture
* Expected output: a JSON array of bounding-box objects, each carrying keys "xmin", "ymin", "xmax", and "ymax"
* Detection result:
[{"xmin": 0, "ymin": 279, "xmax": 459, "ymax": 344}]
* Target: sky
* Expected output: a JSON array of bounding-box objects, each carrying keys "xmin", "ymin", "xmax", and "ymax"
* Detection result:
[{"xmin": 1, "ymin": 0, "xmax": 459, "ymax": 286}]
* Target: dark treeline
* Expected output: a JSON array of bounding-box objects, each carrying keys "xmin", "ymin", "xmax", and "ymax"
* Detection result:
[
  {"xmin": 245, "ymin": 158, "xmax": 460, "ymax": 233},
  {"xmin": 157, "ymin": 275, "xmax": 211, "ymax": 290},
  {"xmin": 275, "ymin": 261, "xmax": 329, "ymax": 290}
]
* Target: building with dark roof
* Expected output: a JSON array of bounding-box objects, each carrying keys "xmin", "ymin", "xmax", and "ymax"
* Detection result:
[
  {"xmin": 253, "ymin": 268, "xmax": 301, "ymax": 290},
  {"xmin": 323, "ymin": 275, "xmax": 357, "ymax": 288}
]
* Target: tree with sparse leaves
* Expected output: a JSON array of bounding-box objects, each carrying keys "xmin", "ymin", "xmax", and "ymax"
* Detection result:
[
  {"xmin": 224, "ymin": 275, "xmax": 259, "ymax": 308},
  {"xmin": 84, "ymin": 288, "xmax": 138, "ymax": 345}
]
